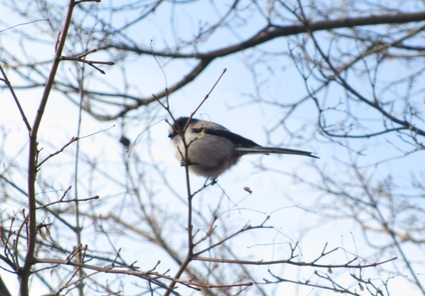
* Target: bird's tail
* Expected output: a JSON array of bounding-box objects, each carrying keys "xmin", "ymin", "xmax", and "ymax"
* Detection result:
[{"xmin": 236, "ymin": 146, "xmax": 319, "ymax": 158}]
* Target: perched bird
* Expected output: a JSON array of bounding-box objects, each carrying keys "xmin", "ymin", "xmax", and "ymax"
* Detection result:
[{"xmin": 168, "ymin": 116, "xmax": 318, "ymax": 179}]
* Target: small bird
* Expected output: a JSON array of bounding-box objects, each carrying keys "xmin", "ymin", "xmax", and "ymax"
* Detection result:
[{"xmin": 168, "ymin": 117, "xmax": 318, "ymax": 180}]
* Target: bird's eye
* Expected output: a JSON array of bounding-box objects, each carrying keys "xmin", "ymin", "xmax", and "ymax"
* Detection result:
[{"xmin": 168, "ymin": 133, "xmax": 175, "ymax": 138}]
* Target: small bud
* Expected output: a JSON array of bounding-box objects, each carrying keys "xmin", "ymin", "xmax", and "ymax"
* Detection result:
[{"xmin": 244, "ymin": 187, "xmax": 252, "ymax": 194}]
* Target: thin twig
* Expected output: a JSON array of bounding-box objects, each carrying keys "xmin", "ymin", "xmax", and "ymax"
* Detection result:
[
  {"xmin": 194, "ymin": 255, "xmax": 397, "ymax": 268},
  {"xmin": 37, "ymin": 137, "xmax": 79, "ymax": 168},
  {"xmin": 0, "ymin": 65, "xmax": 31, "ymax": 131}
]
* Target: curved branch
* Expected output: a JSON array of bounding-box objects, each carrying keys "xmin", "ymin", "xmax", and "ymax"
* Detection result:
[
  {"xmin": 103, "ymin": 11, "xmax": 425, "ymax": 59},
  {"xmin": 90, "ymin": 57, "xmax": 213, "ymax": 120},
  {"xmin": 92, "ymin": 11, "xmax": 425, "ymax": 120}
]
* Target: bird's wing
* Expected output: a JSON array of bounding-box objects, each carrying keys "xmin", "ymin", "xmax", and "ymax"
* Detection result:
[
  {"xmin": 191, "ymin": 123, "xmax": 319, "ymax": 159},
  {"xmin": 192, "ymin": 126, "xmax": 260, "ymax": 147}
]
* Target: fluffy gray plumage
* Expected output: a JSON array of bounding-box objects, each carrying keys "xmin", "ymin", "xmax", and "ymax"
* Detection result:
[{"xmin": 168, "ymin": 117, "xmax": 318, "ymax": 179}]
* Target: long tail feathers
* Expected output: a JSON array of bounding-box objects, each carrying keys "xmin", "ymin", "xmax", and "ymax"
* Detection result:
[{"xmin": 236, "ymin": 146, "xmax": 319, "ymax": 159}]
